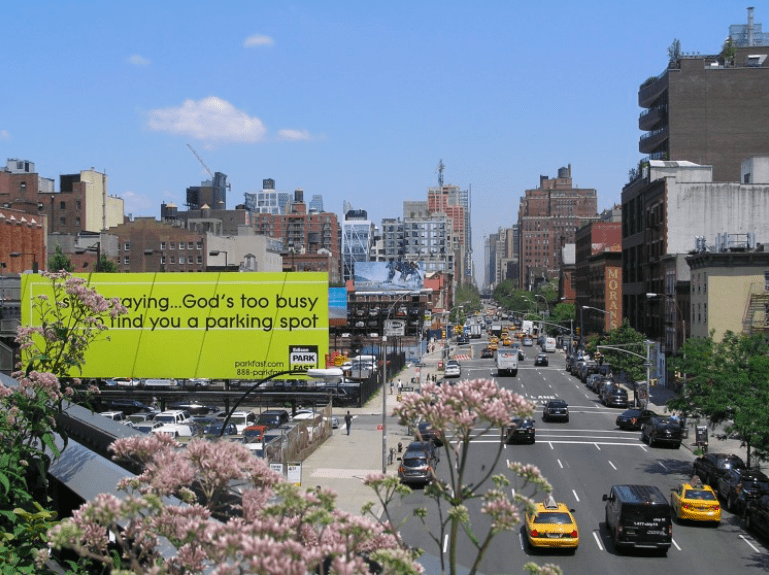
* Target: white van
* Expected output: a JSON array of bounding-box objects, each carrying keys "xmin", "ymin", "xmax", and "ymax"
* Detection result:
[{"xmin": 543, "ymin": 338, "xmax": 557, "ymax": 353}]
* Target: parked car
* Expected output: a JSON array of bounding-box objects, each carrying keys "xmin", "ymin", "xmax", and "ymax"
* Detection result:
[
  {"xmin": 180, "ymin": 378, "xmax": 211, "ymax": 389},
  {"xmin": 169, "ymin": 401, "xmax": 220, "ymax": 416},
  {"xmin": 218, "ymin": 410, "xmax": 258, "ymax": 434},
  {"xmin": 203, "ymin": 421, "xmax": 239, "ymax": 438},
  {"xmin": 615, "ymin": 409, "xmax": 657, "ymax": 431},
  {"xmin": 243, "ymin": 424, "xmax": 269, "ymax": 443},
  {"xmin": 586, "ymin": 373, "xmax": 602, "ymax": 390},
  {"xmin": 641, "ymin": 415, "xmax": 683, "ymax": 448},
  {"xmin": 534, "ymin": 353, "xmax": 549, "ymax": 367},
  {"xmin": 504, "ymin": 416, "xmax": 536, "ymax": 444},
  {"xmin": 100, "ymin": 411, "xmax": 127, "ymax": 423},
  {"xmin": 670, "ymin": 477, "xmax": 721, "ymax": 525},
  {"xmin": 744, "ymin": 493, "xmax": 769, "ymax": 539},
  {"xmin": 108, "ymin": 377, "xmax": 141, "ymax": 388},
  {"xmin": 255, "ymin": 409, "xmax": 290, "ymax": 429},
  {"xmin": 104, "ymin": 398, "xmax": 153, "ymax": 416},
  {"xmin": 153, "ymin": 422, "xmax": 202, "ymax": 438},
  {"xmin": 717, "ymin": 468, "xmax": 769, "ymax": 514},
  {"xmin": 542, "ymin": 399, "xmax": 569, "ymax": 422},
  {"xmin": 154, "ymin": 410, "xmax": 192, "ymax": 426},
  {"xmin": 134, "ymin": 421, "xmax": 163, "ymax": 434},
  {"xmin": 603, "ymin": 387, "xmax": 629, "ymax": 409},
  {"xmin": 127, "ymin": 411, "xmax": 158, "ymax": 425},
  {"xmin": 693, "ymin": 452, "xmax": 747, "ymax": 487},
  {"xmin": 480, "ymin": 347, "xmax": 494, "ymax": 359},
  {"xmin": 397, "ymin": 441, "xmax": 439, "ymax": 486}
]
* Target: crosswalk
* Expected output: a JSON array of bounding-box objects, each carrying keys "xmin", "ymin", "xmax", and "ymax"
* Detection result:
[{"xmin": 453, "ymin": 354, "xmax": 472, "ymax": 361}]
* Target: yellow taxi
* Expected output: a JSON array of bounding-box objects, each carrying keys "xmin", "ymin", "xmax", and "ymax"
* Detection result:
[
  {"xmin": 525, "ymin": 496, "xmax": 579, "ymax": 552},
  {"xmin": 489, "ymin": 336, "xmax": 499, "ymax": 345},
  {"xmin": 670, "ymin": 477, "xmax": 721, "ymax": 524},
  {"xmin": 503, "ymin": 337, "xmax": 512, "ymax": 347},
  {"xmin": 488, "ymin": 341, "xmax": 498, "ymax": 351}
]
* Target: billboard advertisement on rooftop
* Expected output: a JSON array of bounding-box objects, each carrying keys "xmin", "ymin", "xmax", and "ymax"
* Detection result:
[
  {"xmin": 354, "ymin": 261, "xmax": 425, "ymax": 292},
  {"xmin": 20, "ymin": 272, "xmax": 329, "ymax": 380}
]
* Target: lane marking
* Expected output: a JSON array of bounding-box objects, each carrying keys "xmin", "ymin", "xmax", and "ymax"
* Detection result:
[
  {"xmin": 672, "ymin": 538, "xmax": 681, "ymax": 551},
  {"xmin": 608, "ymin": 460, "xmax": 617, "ymax": 470},
  {"xmin": 659, "ymin": 461, "xmax": 667, "ymax": 471},
  {"xmin": 443, "ymin": 534, "xmax": 449, "ymax": 553},
  {"xmin": 594, "ymin": 443, "xmax": 602, "ymax": 451},
  {"xmin": 592, "ymin": 531, "xmax": 604, "ymax": 551},
  {"xmin": 740, "ymin": 534, "xmax": 761, "ymax": 553},
  {"xmin": 572, "ymin": 489, "xmax": 580, "ymax": 502},
  {"xmin": 557, "ymin": 459, "xmax": 564, "ymax": 469}
]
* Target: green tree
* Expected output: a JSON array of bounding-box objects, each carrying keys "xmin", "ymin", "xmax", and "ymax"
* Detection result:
[
  {"xmin": 47, "ymin": 245, "xmax": 73, "ymax": 273},
  {"xmin": 668, "ymin": 331, "xmax": 769, "ymax": 467},
  {"xmin": 591, "ymin": 320, "xmax": 647, "ymax": 383},
  {"xmin": 93, "ymin": 255, "xmax": 118, "ymax": 272},
  {"xmin": 549, "ymin": 302, "xmax": 575, "ymax": 335}
]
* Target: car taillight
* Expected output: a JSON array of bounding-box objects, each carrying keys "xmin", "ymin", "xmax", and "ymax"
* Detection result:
[
  {"xmin": 398, "ymin": 466, "xmax": 404, "ymax": 473},
  {"xmin": 570, "ymin": 530, "xmax": 578, "ymax": 538},
  {"xmin": 631, "ymin": 418, "xmax": 637, "ymax": 425},
  {"xmin": 682, "ymin": 503, "xmax": 692, "ymax": 509},
  {"xmin": 530, "ymin": 529, "xmax": 539, "ymax": 537}
]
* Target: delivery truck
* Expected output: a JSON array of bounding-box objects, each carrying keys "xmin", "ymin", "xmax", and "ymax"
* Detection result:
[{"xmin": 496, "ymin": 349, "xmax": 519, "ymax": 376}]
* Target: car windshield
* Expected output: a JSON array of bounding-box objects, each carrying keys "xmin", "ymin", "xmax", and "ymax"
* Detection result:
[
  {"xmin": 204, "ymin": 424, "xmax": 229, "ymax": 434},
  {"xmin": 533, "ymin": 512, "xmax": 572, "ymax": 525},
  {"xmin": 403, "ymin": 457, "xmax": 428, "ymax": 468},
  {"xmin": 549, "ymin": 401, "xmax": 567, "ymax": 408},
  {"xmin": 684, "ymin": 489, "xmax": 717, "ymax": 501}
]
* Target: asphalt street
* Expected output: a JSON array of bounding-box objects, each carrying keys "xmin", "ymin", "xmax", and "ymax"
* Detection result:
[{"xmin": 302, "ymin": 340, "xmax": 766, "ymax": 574}]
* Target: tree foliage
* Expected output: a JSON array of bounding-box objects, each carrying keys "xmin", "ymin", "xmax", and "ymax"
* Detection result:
[
  {"xmin": 667, "ymin": 331, "xmax": 769, "ymax": 467},
  {"xmin": 47, "ymin": 245, "xmax": 73, "ymax": 273},
  {"xmin": 589, "ymin": 320, "xmax": 647, "ymax": 383},
  {"xmin": 93, "ymin": 255, "xmax": 118, "ymax": 273}
]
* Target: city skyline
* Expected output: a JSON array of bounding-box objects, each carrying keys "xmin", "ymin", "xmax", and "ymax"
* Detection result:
[{"xmin": 1, "ymin": 1, "xmax": 758, "ymax": 281}]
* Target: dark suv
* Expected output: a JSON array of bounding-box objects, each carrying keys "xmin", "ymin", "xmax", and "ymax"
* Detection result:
[
  {"xmin": 640, "ymin": 416, "xmax": 683, "ymax": 448},
  {"xmin": 693, "ymin": 452, "xmax": 746, "ymax": 487},
  {"xmin": 542, "ymin": 399, "xmax": 569, "ymax": 422},
  {"xmin": 255, "ymin": 409, "xmax": 290, "ymax": 429},
  {"xmin": 745, "ymin": 493, "xmax": 769, "ymax": 539},
  {"xmin": 717, "ymin": 468, "xmax": 769, "ymax": 514},
  {"xmin": 603, "ymin": 387, "xmax": 629, "ymax": 409}
]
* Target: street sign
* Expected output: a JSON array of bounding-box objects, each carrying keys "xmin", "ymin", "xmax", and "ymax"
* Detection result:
[
  {"xmin": 287, "ymin": 462, "xmax": 302, "ymax": 486},
  {"xmin": 384, "ymin": 319, "xmax": 406, "ymax": 336}
]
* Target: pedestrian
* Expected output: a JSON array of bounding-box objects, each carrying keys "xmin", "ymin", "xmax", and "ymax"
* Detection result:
[
  {"xmin": 344, "ymin": 411, "xmax": 352, "ymax": 435},
  {"xmin": 397, "ymin": 379, "xmax": 403, "ymax": 393},
  {"xmin": 390, "ymin": 380, "xmax": 394, "ymax": 394}
]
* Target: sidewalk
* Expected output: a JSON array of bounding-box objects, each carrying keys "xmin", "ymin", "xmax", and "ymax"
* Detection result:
[
  {"xmin": 300, "ymin": 345, "xmax": 446, "ymax": 517},
  {"xmin": 643, "ymin": 383, "xmax": 761, "ymax": 470}
]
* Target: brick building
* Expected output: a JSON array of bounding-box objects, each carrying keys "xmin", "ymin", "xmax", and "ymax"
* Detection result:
[
  {"xmin": 109, "ymin": 218, "xmax": 207, "ymax": 273},
  {"xmin": 638, "ymin": 9, "xmax": 769, "ymax": 179},
  {"xmin": 517, "ymin": 165, "xmax": 598, "ymax": 290},
  {"xmin": 0, "ymin": 207, "xmax": 46, "ymax": 274},
  {"xmin": 0, "ymin": 159, "xmax": 123, "ymax": 236},
  {"xmin": 252, "ymin": 189, "xmax": 341, "ymax": 283}
]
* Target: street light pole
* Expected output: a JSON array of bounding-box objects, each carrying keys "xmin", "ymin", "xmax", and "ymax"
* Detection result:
[{"xmin": 382, "ymin": 292, "xmax": 412, "ymax": 473}]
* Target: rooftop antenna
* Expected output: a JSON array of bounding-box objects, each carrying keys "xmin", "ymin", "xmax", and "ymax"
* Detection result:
[{"xmin": 437, "ymin": 159, "xmax": 445, "ymax": 188}]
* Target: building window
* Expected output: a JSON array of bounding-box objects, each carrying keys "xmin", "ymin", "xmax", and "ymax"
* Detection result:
[
  {"xmin": 76, "ymin": 200, "xmax": 81, "ymax": 210},
  {"xmin": 179, "ymin": 256, "xmax": 185, "ymax": 264},
  {"xmin": 20, "ymin": 182, "xmax": 26, "ymax": 192},
  {"xmin": 197, "ymin": 255, "xmax": 202, "ymax": 264},
  {"xmin": 188, "ymin": 242, "xmax": 194, "ymax": 249},
  {"xmin": 124, "ymin": 242, "xmax": 130, "ymax": 251},
  {"xmin": 123, "ymin": 256, "xmax": 130, "ymax": 265},
  {"xmin": 60, "ymin": 217, "xmax": 66, "ymax": 225},
  {"xmin": 196, "ymin": 241, "xmax": 202, "ymax": 250},
  {"xmin": 170, "ymin": 242, "xmax": 176, "ymax": 249},
  {"xmin": 60, "ymin": 201, "xmax": 66, "ymax": 209},
  {"xmin": 160, "ymin": 242, "xmax": 166, "ymax": 250},
  {"xmin": 75, "ymin": 217, "xmax": 80, "ymax": 227},
  {"xmin": 161, "ymin": 256, "xmax": 166, "ymax": 265},
  {"xmin": 170, "ymin": 256, "xmax": 176, "ymax": 264},
  {"xmin": 179, "ymin": 243, "xmax": 184, "ymax": 250}
]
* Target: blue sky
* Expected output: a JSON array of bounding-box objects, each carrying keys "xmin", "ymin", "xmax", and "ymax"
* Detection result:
[{"xmin": 1, "ymin": 1, "xmax": 757, "ymax": 283}]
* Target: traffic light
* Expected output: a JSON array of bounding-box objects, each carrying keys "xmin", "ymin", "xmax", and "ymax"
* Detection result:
[{"xmin": 576, "ymin": 327, "xmax": 581, "ymax": 336}]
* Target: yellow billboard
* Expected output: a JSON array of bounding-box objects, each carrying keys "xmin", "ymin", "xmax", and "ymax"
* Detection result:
[{"xmin": 20, "ymin": 272, "xmax": 329, "ymax": 380}]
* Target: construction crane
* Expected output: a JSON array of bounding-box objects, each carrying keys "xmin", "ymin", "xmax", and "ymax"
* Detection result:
[{"xmin": 186, "ymin": 144, "xmax": 214, "ymax": 179}]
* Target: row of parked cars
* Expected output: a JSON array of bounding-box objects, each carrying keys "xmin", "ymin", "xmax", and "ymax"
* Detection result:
[{"xmin": 566, "ymin": 355, "xmax": 629, "ymax": 408}]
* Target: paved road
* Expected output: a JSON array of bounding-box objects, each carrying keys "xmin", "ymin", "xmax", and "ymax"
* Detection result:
[{"xmin": 302, "ymin": 340, "xmax": 767, "ymax": 574}]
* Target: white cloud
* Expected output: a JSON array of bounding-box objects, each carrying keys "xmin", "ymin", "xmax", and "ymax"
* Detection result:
[
  {"xmin": 0, "ymin": 130, "xmax": 9, "ymax": 140},
  {"xmin": 244, "ymin": 34, "xmax": 274, "ymax": 47},
  {"xmin": 146, "ymin": 96, "xmax": 267, "ymax": 144},
  {"xmin": 277, "ymin": 129, "xmax": 311, "ymax": 141},
  {"xmin": 121, "ymin": 190, "xmax": 158, "ymax": 217},
  {"xmin": 127, "ymin": 54, "xmax": 150, "ymax": 67}
]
